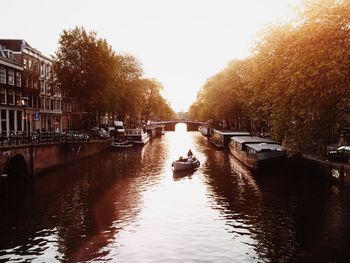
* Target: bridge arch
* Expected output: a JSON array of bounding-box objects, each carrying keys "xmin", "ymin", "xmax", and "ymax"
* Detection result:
[
  {"xmin": 4, "ymin": 154, "xmax": 29, "ymax": 180},
  {"xmin": 158, "ymin": 121, "xmax": 204, "ymax": 131}
]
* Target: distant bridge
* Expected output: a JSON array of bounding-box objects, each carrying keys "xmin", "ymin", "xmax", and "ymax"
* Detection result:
[{"xmin": 152, "ymin": 120, "xmax": 206, "ymax": 131}]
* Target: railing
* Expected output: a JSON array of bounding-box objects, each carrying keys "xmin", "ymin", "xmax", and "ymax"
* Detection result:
[{"xmin": 0, "ymin": 131, "xmax": 91, "ymax": 147}]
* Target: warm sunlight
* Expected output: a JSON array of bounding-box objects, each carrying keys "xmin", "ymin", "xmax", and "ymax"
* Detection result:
[
  {"xmin": 2, "ymin": 1, "xmax": 350, "ymax": 262},
  {"xmin": 2, "ymin": 0, "xmax": 301, "ymax": 112}
]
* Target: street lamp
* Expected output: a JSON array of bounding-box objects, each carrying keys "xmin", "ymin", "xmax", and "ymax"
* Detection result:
[{"xmin": 21, "ymin": 96, "xmax": 29, "ymax": 134}]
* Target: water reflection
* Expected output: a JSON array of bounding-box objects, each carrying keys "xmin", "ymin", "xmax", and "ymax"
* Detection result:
[
  {"xmin": 172, "ymin": 170, "xmax": 195, "ymax": 181},
  {"xmin": 1, "ymin": 125, "xmax": 350, "ymax": 262}
]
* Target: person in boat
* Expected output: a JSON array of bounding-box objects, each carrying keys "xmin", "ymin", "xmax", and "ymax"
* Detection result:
[
  {"xmin": 187, "ymin": 149, "xmax": 193, "ymax": 157},
  {"xmin": 187, "ymin": 155, "xmax": 193, "ymax": 163}
]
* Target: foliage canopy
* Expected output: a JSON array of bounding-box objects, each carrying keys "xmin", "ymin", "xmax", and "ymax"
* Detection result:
[
  {"xmin": 52, "ymin": 26, "xmax": 175, "ymax": 127},
  {"xmin": 189, "ymin": 0, "xmax": 350, "ymax": 154}
]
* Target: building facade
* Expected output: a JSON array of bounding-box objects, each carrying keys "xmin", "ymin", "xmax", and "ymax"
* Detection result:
[
  {"xmin": 0, "ymin": 45, "xmax": 25, "ymax": 136},
  {"xmin": 0, "ymin": 39, "xmax": 87, "ymax": 135},
  {"xmin": 39, "ymin": 54, "xmax": 62, "ymax": 132},
  {"xmin": 0, "ymin": 39, "xmax": 67, "ymax": 134},
  {"xmin": 0, "ymin": 39, "xmax": 42, "ymax": 133}
]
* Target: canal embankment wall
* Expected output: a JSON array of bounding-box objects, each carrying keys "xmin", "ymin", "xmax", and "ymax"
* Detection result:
[
  {"xmin": 0, "ymin": 138, "xmax": 113, "ymax": 179},
  {"xmin": 301, "ymin": 154, "xmax": 350, "ymax": 186},
  {"xmin": 33, "ymin": 139, "xmax": 113, "ymax": 175}
]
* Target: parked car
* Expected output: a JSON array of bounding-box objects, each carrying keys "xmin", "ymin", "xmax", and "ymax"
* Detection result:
[
  {"xmin": 327, "ymin": 146, "xmax": 350, "ymax": 163},
  {"xmin": 78, "ymin": 132, "xmax": 90, "ymax": 141},
  {"xmin": 99, "ymin": 128, "xmax": 109, "ymax": 139},
  {"xmin": 88, "ymin": 127, "xmax": 109, "ymax": 139},
  {"xmin": 60, "ymin": 131, "xmax": 79, "ymax": 141}
]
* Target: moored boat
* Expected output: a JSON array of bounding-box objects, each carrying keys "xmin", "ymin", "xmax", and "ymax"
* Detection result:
[
  {"xmin": 111, "ymin": 140, "xmax": 133, "ymax": 148},
  {"xmin": 125, "ymin": 128, "xmax": 150, "ymax": 146},
  {"xmin": 198, "ymin": 125, "xmax": 212, "ymax": 137},
  {"xmin": 209, "ymin": 129, "xmax": 250, "ymax": 148},
  {"xmin": 111, "ymin": 133, "xmax": 133, "ymax": 148},
  {"xmin": 229, "ymin": 136, "xmax": 285, "ymax": 170}
]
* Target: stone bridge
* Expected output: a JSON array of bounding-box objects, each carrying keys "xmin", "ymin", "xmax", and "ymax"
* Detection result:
[
  {"xmin": 153, "ymin": 120, "xmax": 205, "ymax": 131},
  {"xmin": 0, "ymin": 139, "xmax": 112, "ymax": 180}
]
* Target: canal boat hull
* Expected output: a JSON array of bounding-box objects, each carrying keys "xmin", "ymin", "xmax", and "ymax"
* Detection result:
[
  {"xmin": 111, "ymin": 141, "xmax": 133, "ymax": 148},
  {"xmin": 230, "ymin": 146, "xmax": 285, "ymax": 170},
  {"xmin": 198, "ymin": 125, "xmax": 212, "ymax": 137},
  {"xmin": 229, "ymin": 136, "xmax": 285, "ymax": 170}
]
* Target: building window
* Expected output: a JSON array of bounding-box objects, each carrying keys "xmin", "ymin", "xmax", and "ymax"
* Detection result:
[
  {"xmin": 41, "ymin": 80, "xmax": 45, "ymax": 94},
  {"xmin": 34, "ymin": 96, "xmax": 38, "ymax": 108},
  {"xmin": 33, "ymin": 80, "xmax": 38, "ymax": 89},
  {"xmin": 16, "ymin": 72, "xmax": 21, "ymax": 87},
  {"xmin": 33, "ymin": 62, "xmax": 38, "ymax": 73},
  {"xmin": 17, "ymin": 111, "xmax": 22, "ymax": 131},
  {"xmin": 8, "ymin": 90, "xmax": 15, "ymax": 105},
  {"xmin": 45, "ymin": 98, "xmax": 50, "ymax": 110},
  {"xmin": 28, "ymin": 94, "xmax": 33, "ymax": 107},
  {"xmin": 1, "ymin": 89, "xmax": 6, "ymax": 104},
  {"xmin": 16, "ymin": 92, "xmax": 21, "ymax": 106},
  {"xmin": 23, "ymin": 75, "xmax": 28, "ymax": 88},
  {"xmin": 1, "ymin": 110, "xmax": 7, "ymax": 134},
  {"xmin": 9, "ymin": 110, "xmax": 14, "ymax": 132},
  {"xmin": 0, "ymin": 67, "xmax": 6, "ymax": 84},
  {"xmin": 8, "ymin": 70, "xmax": 14, "ymax": 85}
]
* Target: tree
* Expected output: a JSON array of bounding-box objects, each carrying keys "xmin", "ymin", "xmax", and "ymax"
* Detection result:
[
  {"xmin": 190, "ymin": 0, "xmax": 350, "ymax": 154},
  {"xmin": 188, "ymin": 60, "xmax": 249, "ymax": 129},
  {"xmin": 52, "ymin": 27, "xmax": 181, "ymax": 129},
  {"xmin": 108, "ymin": 53, "xmax": 143, "ymax": 123},
  {"xmin": 138, "ymin": 78, "xmax": 175, "ymax": 123}
]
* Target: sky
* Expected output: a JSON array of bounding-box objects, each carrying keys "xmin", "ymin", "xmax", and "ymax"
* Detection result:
[{"xmin": 2, "ymin": 0, "xmax": 301, "ymax": 112}]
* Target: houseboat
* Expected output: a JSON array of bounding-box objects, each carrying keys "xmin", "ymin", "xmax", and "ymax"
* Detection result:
[
  {"xmin": 229, "ymin": 136, "xmax": 285, "ymax": 170},
  {"xmin": 198, "ymin": 125, "xmax": 212, "ymax": 137},
  {"xmin": 209, "ymin": 129, "xmax": 250, "ymax": 148},
  {"xmin": 125, "ymin": 128, "xmax": 150, "ymax": 146}
]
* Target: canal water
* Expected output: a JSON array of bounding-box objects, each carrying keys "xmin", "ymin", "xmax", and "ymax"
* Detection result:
[{"xmin": 1, "ymin": 123, "xmax": 350, "ymax": 262}]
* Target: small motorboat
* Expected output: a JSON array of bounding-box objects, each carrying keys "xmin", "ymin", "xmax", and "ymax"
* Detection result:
[
  {"xmin": 111, "ymin": 141, "xmax": 133, "ymax": 148},
  {"xmin": 111, "ymin": 138, "xmax": 133, "ymax": 148},
  {"xmin": 172, "ymin": 156, "xmax": 200, "ymax": 171}
]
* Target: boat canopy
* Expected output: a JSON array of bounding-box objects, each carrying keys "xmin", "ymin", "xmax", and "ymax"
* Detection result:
[
  {"xmin": 213, "ymin": 130, "xmax": 250, "ymax": 136},
  {"xmin": 231, "ymin": 136, "xmax": 278, "ymax": 145},
  {"xmin": 246, "ymin": 142, "xmax": 284, "ymax": 152}
]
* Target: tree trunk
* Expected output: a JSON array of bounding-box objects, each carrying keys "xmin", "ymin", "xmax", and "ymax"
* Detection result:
[{"xmin": 98, "ymin": 102, "xmax": 101, "ymax": 128}]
